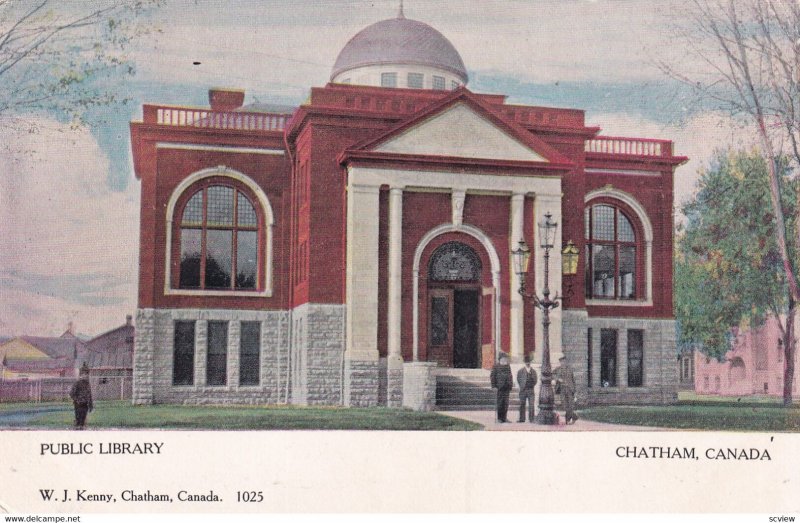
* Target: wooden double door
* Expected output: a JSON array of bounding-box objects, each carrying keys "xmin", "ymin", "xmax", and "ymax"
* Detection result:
[{"xmin": 428, "ymin": 286, "xmax": 481, "ymax": 368}]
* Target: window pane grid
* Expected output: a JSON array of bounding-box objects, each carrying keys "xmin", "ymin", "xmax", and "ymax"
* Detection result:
[
  {"xmin": 618, "ymin": 212, "xmax": 635, "ymax": 242},
  {"xmin": 207, "ymin": 321, "xmax": 228, "ymax": 386},
  {"xmin": 177, "ymin": 184, "xmax": 262, "ymax": 291},
  {"xmin": 182, "ymin": 193, "xmax": 203, "ymax": 226},
  {"xmin": 237, "ymin": 193, "xmax": 257, "ymax": 227},
  {"xmin": 592, "ymin": 205, "xmax": 615, "ymax": 240},
  {"xmin": 586, "ymin": 204, "xmax": 639, "ymax": 300},
  {"xmin": 381, "ymin": 72, "xmax": 397, "ymax": 87},
  {"xmin": 627, "ymin": 329, "xmax": 644, "ymax": 387},
  {"xmin": 206, "ymin": 186, "xmax": 234, "ymax": 226},
  {"xmin": 240, "ymin": 321, "xmax": 261, "ymax": 386},
  {"xmin": 172, "ymin": 321, "xmax": 195, "ymax": 386}
]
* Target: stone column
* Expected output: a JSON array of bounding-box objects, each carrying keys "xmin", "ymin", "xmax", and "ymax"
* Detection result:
[
  {"xmin": 387, "ymin": 186, "xmax": 404, "ymax": 407},
  {"xmin": 344, "ymin": 183, "xmax": 381, "ymax": 406},
  {"xmin": 509, "ymin": 192, "xmax": 525, "ymax": 363}
]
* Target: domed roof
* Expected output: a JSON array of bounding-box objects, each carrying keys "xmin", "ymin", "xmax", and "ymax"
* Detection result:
[{"xmin": 331, "ymin": 16, "xmax": 468, "ymax": 83}]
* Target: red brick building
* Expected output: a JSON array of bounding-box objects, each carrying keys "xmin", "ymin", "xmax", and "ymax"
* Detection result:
[
  {"xmin": 130, "ymin": 12, "xmax": 685, "ymax": 408},
  {"xmin": 695, "ymin": 316, "xmax": 800, "ymax": 398}
]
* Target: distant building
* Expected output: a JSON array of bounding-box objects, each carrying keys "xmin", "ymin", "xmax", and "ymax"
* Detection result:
[
  {"xmin": 695, "ymin": 316, "xmax": 800, "ymax": 397},
  {"xmin": 0, "ymin": 327, "xmax": 87, "ymax": 380},
  {"xmin": 85, "ymin": 316, "xmax": 134, "ymax": 400}
]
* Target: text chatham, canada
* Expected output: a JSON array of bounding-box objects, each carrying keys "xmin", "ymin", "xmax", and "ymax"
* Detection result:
[
  {"xmin": 39, "ymin": 489, "xmax": 220, "ymax": 503},
  {"xmin": 615, "ymin": 446, "xmax": 773, "ymax": 460},
  {"xmin": 40, "ymin": 442, "xmax": 164, "ymax": 455}
]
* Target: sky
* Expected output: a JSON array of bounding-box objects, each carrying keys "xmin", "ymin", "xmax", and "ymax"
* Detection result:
[{"xmin": 0, "ymin": 0, "xmax": 757, "ymax": 337}]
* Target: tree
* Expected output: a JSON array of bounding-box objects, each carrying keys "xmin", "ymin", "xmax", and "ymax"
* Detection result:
[
  {"xmin": 676, "ymin": 150, "xmax": 797, "ymax": 403},
  {"xmin": 0, "ymin": 0, "xmax": 160, "ymax": 131},
  {"xmin": 662, "ymin": 0, "xmax": 800, "ymax": 405}
]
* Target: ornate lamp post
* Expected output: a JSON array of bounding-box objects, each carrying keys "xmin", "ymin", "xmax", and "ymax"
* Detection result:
[{"xmin": 512, "ymin": 213, "xmax": 579, "ymax": 425}]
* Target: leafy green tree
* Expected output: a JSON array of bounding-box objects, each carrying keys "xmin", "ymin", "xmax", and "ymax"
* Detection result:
[
  {"xmin": 676, "ymin": 150, "xmax": 798, "ymax": 404},
  {"xmin": 0, "ymin": 0, "xmax": 160, "ymax": 131}
]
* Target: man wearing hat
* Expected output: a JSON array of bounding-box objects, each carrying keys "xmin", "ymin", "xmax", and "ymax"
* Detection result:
[
  {"xmin": 516, "ymin": 354, "xmax": 537, "ymax": 422},
  {"xmin": 69, "ymin": 363, "xmax": 93, "ymax": 430},
  {"xmin": 554, "ymin": 355, "xmax": 578, "ymax": 424},
  {"xmin": 490, "ymin": 352, "xmax": 513, "ymax": 423}
]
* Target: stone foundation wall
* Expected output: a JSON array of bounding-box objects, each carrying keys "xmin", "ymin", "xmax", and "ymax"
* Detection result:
[
  {"xmin": 343, "ymin": 359, "xmax": 379, "ymax": 407},
  {"xmin": 561, "ymin": 309, "xmax": 589, "ymax": 407},
  {"xmin": 402, "ymin": 362, "xmax": 437, "ymax": 411},
  {"xmin": 562, "ymin": 311, "xmax": 678, "ymax": 406},
  {"xmin": 134, "ymin": 308, "xmax": 290, "ymax": 405},
  {"xmin": 133, "ymin": 309, "xmax": 156, "ymax": 405},
  {"xmin": 387, "ymin": 360, "xmax": 404, "ymax": 407},
  {"xmin": 290, "ymin": 303, "xmax": 345, "ymax": 406}
]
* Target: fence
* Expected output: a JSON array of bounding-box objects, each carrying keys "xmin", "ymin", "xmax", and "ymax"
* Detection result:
[{"xmin": 0, "ymin": 376, "xmax": 132, "ymax": 403}]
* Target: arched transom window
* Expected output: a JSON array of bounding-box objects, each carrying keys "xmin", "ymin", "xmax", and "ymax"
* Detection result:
[
  {"xmin": 429, "ymin": 242, "xmax": 482, "ymax": 282},
  {"xmin": 584, "ymin": 204, "xmax": 639, "ymax": 300},
  {"xmin": 177, "ymin": 183, "xmax": 261, "ymax": 291}
]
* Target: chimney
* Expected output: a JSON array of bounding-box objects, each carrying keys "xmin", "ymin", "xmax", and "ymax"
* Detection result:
[
  {"xmin": 126, "ymin": 315, "xmax": 133, "ymax": 327},
  {"xmin": 209, "ymin": 88, "xmax": 245, "ymax": 111}
]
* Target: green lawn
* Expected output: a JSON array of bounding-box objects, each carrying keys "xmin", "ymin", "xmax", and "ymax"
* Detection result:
[
  {"xmin": 579, "ymin": 393, "xmax": 800, "ymax": 432},
  {"xmin": 26, "ymin": 401, "xmax": 482, "ymax": 430}
]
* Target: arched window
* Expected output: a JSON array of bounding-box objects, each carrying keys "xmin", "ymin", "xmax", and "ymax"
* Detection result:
[
  {"xmin": 175, "ymin": 181, "xmax": 262, "ymax": 291},
  {"xmin": 428, "ymin": 242, "xmax": 482, "ymax": 282},
  {"xmin": 584, "ymin": 204, "xmax": 640, "ymax": 300}
]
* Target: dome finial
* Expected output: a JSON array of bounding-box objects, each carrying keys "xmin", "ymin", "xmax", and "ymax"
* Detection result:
[{"xmin": 398, "ymin": 0, "xmax": 405, "ymax": 19}]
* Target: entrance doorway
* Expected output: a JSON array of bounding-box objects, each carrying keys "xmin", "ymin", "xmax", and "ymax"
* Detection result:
[
  {"xmin": 426, "ymin": 241, "xmax": 483, "ymax": 368},
  {"xmin": 453, "ymin": 289, "xmax": 480, "ymax": 368}
]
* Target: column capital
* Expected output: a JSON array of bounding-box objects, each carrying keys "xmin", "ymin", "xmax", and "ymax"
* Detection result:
[{"xmin": 348, "ymin": 183, "xmax": 381, "ymax": 195}]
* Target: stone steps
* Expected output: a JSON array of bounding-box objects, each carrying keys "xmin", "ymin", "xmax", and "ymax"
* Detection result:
[{"xmin": 435, "ymin": 371, "xmax": 523, "ymax": 411}]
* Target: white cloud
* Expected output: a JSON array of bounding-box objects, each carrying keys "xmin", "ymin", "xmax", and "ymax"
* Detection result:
[{"xmin": 0, "ymin": 119, "xmax": 140, "ymax": 336}]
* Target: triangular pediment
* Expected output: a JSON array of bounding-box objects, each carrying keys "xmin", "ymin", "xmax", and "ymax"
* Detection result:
[{"xmin": 373, "ymin": 102, "xmax": 548, "ymax": 162}]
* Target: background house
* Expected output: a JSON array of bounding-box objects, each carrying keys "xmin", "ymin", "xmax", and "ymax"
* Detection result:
[{"xmin": 695, "ymin": 316, "xmax": 799, "ymax": 397}]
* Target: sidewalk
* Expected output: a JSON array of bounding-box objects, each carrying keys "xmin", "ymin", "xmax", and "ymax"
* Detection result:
[{"xmin": 439, "ymin": 410, "xmax": 670, "ymax": 431}]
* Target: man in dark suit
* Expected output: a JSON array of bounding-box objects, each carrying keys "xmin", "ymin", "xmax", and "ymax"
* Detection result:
[
  {"xmin": 554, "ymin": 355, "xmax": 578, "ymax": 424},
  {"xmin": 69, "ymin": 363, "xmax": 93, "ymax": 430},
  {"xmin": 517, "ymin": 354, "xmax": 537, "ymax": 422},
  {"xmin": 490, "ymin": 352, "xmax": 513, "ymax": 423}
]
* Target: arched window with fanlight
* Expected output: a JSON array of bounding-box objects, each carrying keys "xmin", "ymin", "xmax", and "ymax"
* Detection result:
[
  {"xmin": 174, "ymin": 181, "xmax": 263, "ymax": 291},
  {"xmin": 584, "ymin": 203, "xmax": 640, "ymax": 300}
]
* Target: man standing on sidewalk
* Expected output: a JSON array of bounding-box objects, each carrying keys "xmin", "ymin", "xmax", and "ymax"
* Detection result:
[
  {"xmin": 490, "ymin": 352, "xmax": 513, "ymax": 423},
  {"xmin": 517, "ymin": 354, "xmax": 537, "ymax": 422},
  {"xmin": 554, "ymin": 355, "xmax": 578, "ymax": 424}
]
